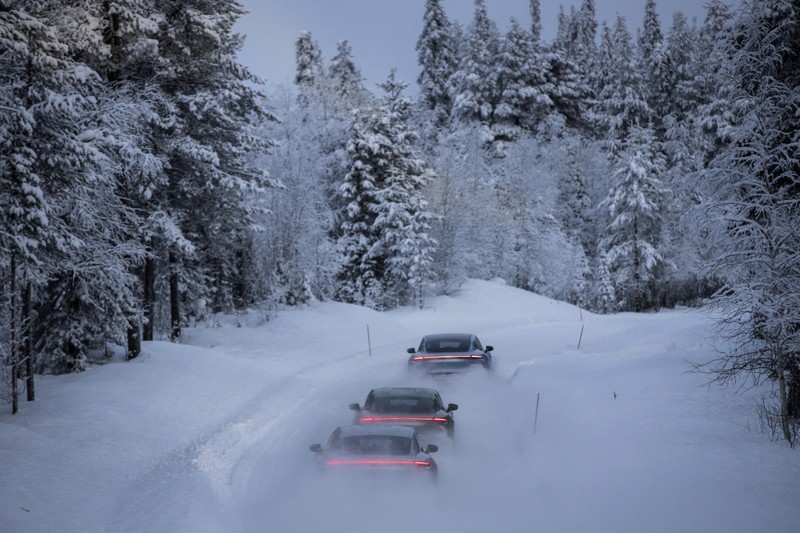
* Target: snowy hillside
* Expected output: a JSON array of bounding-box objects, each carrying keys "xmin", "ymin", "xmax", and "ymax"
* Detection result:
[{"xmin": 1, "ymin": 279, "xmax": 798, "ymax": 533}]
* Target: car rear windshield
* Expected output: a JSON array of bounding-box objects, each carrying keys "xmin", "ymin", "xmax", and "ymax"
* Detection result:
[
  {"xmin": 342, "ymin": 435, "xmax": 411, "ymax": 456},
  {"xmin": 425, "ymin": 337, "xmax": 470, "ymax": 352},
  {"xmin": 370, "ymin": 397, "xmax": 435, "ymax": 413}
]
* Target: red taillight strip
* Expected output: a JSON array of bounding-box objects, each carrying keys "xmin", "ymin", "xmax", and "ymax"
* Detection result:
[
  {"xmin": 411, "ymin": 355, "xmax": 484, "ymax": 361},
  {"xmin": 359, "ymin": 416, "xmax": 449, "ymax": 423},
  {"xmin": 326, "ymin": 459, "xmax": 431, "ymax": 467}
]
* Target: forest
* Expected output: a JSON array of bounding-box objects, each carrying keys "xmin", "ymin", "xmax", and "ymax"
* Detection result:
[{"xmin": 0, "ymin": 0, "xmax": 798, "ymax": 443}]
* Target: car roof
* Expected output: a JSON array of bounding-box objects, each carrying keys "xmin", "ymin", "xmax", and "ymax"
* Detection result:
[
  {"xmin": 371, "ymin": 387, "xmax": 437, "ymax": 399},
  {"xmin": 338, "ymin": 424, "xmax": 417, "ymax": 438}
]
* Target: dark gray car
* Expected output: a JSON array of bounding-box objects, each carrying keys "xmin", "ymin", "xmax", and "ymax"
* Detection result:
[
  {"xmin": 407, "ymin": 333, "xmax": 493, "ymax": 375},
  {"xmin": 309, "ymin": 424, "xmax": 439, "ymax": 482},
  {"xmin": 349, "ymin": 387, "xmax": 457, "ymax": 439}
]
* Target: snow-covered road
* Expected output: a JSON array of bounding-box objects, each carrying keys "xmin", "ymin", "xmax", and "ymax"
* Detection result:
[{"xmin": 2, "ymin": 280, "xmax": 799, "ymax": 533}]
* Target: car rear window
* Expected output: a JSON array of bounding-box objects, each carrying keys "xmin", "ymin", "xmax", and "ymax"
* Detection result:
[
  {"xmin": 426, "ymin": 338, "xmax": 470, "ymax": 352},
  {"xmin": 372, "ymin": 397, "xmax": 434, "ymax": 413},
  {"xmin": 342, "ymin": 435, "xmax": 411, "ymax": 456}
]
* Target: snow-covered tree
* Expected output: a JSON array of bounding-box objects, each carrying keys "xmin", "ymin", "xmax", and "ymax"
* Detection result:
[
  {"xmin": 1, "ymin": 3, "xmax": 62, "ymax": 388},
  {"xmin": 594, "ymin": 15, "xmax": 651, "ymax": 156},
  {"xmin": 451, "ymin": 0, "xmax": 500, "ymax": 126},
  {"xmin": 557, "ymin": 156, "xmax": 595, "ymax": 256},
  {"xmin": 329, "ymin": 39, "xmax": 366, "ymax": 109},
  {"xmin": 661, "ymin": 11, "xmax": 701, "ymax": 171},
  {"xmin": 416, "ymin": 0, "xmax": 457, "ymax": 127},
  {"xmin": 693, "ymin": 0, "xmax": 736, "ymax": 166},
  {"xmin": 598, "ymin": 127, "xmax": 669, "ymax": 311},
  {"xmin": 638, "ymin": 0, "xmax": 670, "ymax": 131},
  {"xmin": 336, "ymin": 71, "xmax": 436, "ymax": 310},
  {"xmin": 254, "ymin": 85, "xmax": 342, "ymax": 307},
  {"xmin": 150, "ymin": 0, "xmax": 277, "ymax": 339},
  {"xmin": 529, "ymin": 0, "xmax": 541, "ymax": 43},
  {"xmin": 1, "ymin": 2, "xmax": 153, "ymax": 376},
  {"xmin": 294, "ymin": 30, "xmax": 325, "ymax": 96},
  {"xmin": 494, "ymin": 19, "xmax": 538, "ymax": 140},
  {"xmin": 696, "ymin": 0, "xmax": 800, "ymax": 446}
]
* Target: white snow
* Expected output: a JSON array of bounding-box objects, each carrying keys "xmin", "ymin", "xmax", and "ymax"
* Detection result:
[{"xmin": 1, "ymin": 279, "xmax": 798, "ymax": 533}]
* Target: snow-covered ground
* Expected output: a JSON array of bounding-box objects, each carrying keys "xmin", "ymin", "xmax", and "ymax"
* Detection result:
[{"xmin": 2, "ymin": 279, "xmax": 798, "ymax": 533}]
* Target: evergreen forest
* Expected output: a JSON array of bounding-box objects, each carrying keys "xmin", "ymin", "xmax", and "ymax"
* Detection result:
[{"xmin": 1, "ymin": 0, "xmax": 798, "ymax": 442}]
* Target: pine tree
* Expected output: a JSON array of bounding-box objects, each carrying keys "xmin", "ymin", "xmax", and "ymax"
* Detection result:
[
  {"xmin": 494, "ymin": 19, "xmax": 538, "ymax": 140},
  {"xmin": 529, "ymin": 0, "xmax": 541, "ymax": 43},
  {"xmin": 335, "ymin": 110, "xmax": 385, "ymax": 307},
  {"xmin": 152, "ymin": 0, "xmax": 276, "ymax": 339},
  {"xmin": 62, "ymin": 0, "xmax": 170, "ymax": 355},
  {"xmin": 598, "ymin": 127, "xmax": 669, "ymax": 311},
  {"xmin": 376, "ymin": 72, "xmax": 437, "ymax": 308},
  {"xmin": 451, "ymin": 0, "xmax": 500, "ymax": 126},
  {"xmin": 662, "ymin": 11, "xmax": 702, "ymax": 172},
  {"xmin": 557, "ymin": 159, "xmax": 594, "ymax": 255},
  {"xmin": 0, "ymin": 1, "xmax": 160, "ymax": 376},
  {"xmin": 575, "ymin": 0, "xmax": 598, "ymax": 73},
  {"xmin": 693, "ymin": 0, "xmax": 735, "ymax": 166},
  {"xmin": 593, "ymin": 253, "xmax": 617, "ymax": 313},
  {"xmin": 638, "ymin": 0, "xmax": 670, "ymax": 131},
  {"xmin": 594, "ymin": 15, "xmax": 651, "ymax": 156},
  {"xmin": 294, "ymin": 31, "xmax": 325, "ymax": 107},
  {"xmin": 329, "ymin": 39, "xmax": 365, "ymax": 108},
  {"xmin": 336, "ymin": 71, "xmax": 436, "ymax": 309},
  {"xmin": 416, "ymin": 0, "xmax": 457, "ymax": 126},
  {"xmin": 294, "ymin": 30, "xmax": 324, "ymax": 87},
  {"xmin": 546, "ymin": 3, "xmax": 593, "ymax": 130},
  {"xmin": 1, "ymin": 3, "xmax": 62, "ymax": 388}
]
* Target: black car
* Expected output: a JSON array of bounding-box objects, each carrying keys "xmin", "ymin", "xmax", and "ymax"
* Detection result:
[
  {"xmin": 407, "ymin": 333, "xmax": 493, "ymax": 375},
  {"xmin": 349, "ymin": 387, "xmax": 457, "ymax": 439},
  {"xmin": 309, "ymin": 425, "xmax": 438, "ymax": 482}
]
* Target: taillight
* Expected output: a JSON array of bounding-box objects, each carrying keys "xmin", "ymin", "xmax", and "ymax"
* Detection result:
[
  {"xmin": 359, "ymin": 416, "xmax": 448, "ymax": 423},
  {"xmin": 326, "ymin": 459, "xmax": 431, "ymax": 467},
  {"xmin": 411, "ymin": 355, "xmax": 484, "ymax": 361}
]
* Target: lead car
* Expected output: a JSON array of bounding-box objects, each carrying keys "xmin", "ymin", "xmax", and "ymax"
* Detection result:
[
  {"xmin": 309, "ymin": 425, "xmax": 439, "ymax": 483},
  {"xmin": 407, "ymin": 333, "xmax": 493, "ymax": 376}
]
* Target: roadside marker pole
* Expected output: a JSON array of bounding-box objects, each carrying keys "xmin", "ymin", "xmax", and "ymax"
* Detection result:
[
  {"xmin": 366, "ymin": 324, "xmax": 372, "ymax": 357},
  {"xmin": 534, "ymin": 393, "xmax": 540, "ymax": 435},
  {"xmin": 577, "ymin": 306, "xmax": 585, "ymax": 350}
]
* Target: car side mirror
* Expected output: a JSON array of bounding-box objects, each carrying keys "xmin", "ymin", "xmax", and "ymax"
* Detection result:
[
  {"xmin": 447, "ymin": 403, "xmax": 458, "ymax": 412},
  {"xmin": 349, "ymin": 403, "xmax": 361, "ymax": 411},
  {"xmin": 309, "ymin": 443, "xmax": 322, "ymax": 453},
  {"xmin": 485, "ymin": 345, "xmax": 494, "ymax": 352},
  {"xmin": 407, "ymin": 347, "xmax": 416, "ymax": 354},
  {"xmin": 425, "ymin": 444, "xmax": 439, "ymax": 453}
]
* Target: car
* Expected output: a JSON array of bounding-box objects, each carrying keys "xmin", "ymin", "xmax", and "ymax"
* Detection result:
[
  {"xmin": 309, "ymin": 424, "xmax": 438, "ymax": 482},
  {"xmin": 349, "ymin": 387, "xmax": 457, "ymax": 439},
  {"xmin": 407, "ymin": 333, "xmax": 493, "ymax": 375}
]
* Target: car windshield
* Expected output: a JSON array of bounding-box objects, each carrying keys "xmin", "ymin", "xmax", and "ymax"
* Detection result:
[
  {"xmin": 342, "ymin": 435, "xmax": 412, "ymax": 456},
  {"xmin": 371, "ymin": 396, "xmax": 435, "ymax": 413},
  {"xmin": 425, "ymin": 337, "xmax": 471, "ymax": 353}
]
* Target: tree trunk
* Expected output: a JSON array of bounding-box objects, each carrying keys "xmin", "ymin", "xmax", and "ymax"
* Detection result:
[
  {"xmin": 23, "ymin": 280, "xmax": 34, "ymax": 401},
  {"xmin": 143, "ymin": 255, "xmax": 155, "ymax": 341},
  {"xmin": 103, "ymin": 0, "xmax": 122, "ymax": 83},
  {"xmin": 10, "ymin": 252, "xmax": 18, "ymax": 415},
  {"xmin": 776, "ymin": 346, "xmax": 793, "ymax": 446},
  {"xmin": 126, "ymin": 324, "xmax": 141, "ymax": 360},
  {"xmin": 169, "ymin": 251, "xmax": 181, "ymax": 342}
]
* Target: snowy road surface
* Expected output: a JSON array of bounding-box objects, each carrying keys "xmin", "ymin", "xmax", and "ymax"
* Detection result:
[{"xmin": 2, "ymin": 280, "xmax": 799, "ymax": 532}]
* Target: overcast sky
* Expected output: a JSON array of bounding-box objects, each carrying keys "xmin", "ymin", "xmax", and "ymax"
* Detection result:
[{"xmin": 235, "ymin": 0, "xmax": 718, "ymax": 94}]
